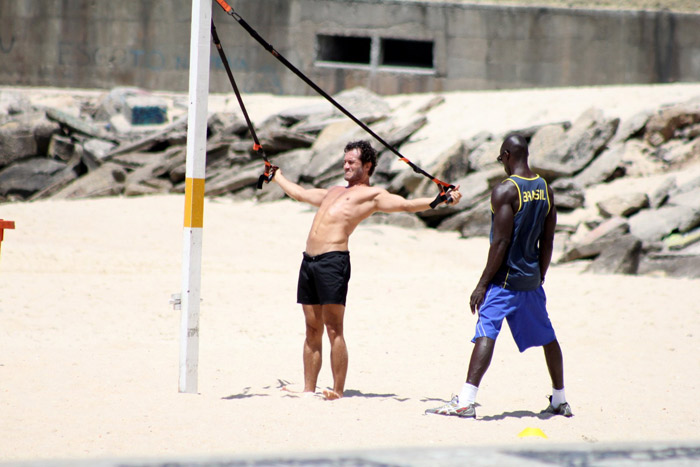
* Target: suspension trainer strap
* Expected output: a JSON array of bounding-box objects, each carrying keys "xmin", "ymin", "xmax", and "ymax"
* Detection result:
[
  {"xmin": 211, "ymin": 19, "xmax": 276, "ymax": 189},
  {"xmin": 213, "ymin": 0, "xmax": 454, "ymax": 205}
]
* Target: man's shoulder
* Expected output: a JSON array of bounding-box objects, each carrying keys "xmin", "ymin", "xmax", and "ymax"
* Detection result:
[
  {"xmin": 493, "ymin": 178, "xmax": 519, "ymax": 195},
  {"xmin": 490, "ymin": 178, "xmax": 520, "ymax": 208}
]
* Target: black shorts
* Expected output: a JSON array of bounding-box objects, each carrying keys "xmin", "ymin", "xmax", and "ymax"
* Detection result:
[{"xmin": 297, "ymin": 251, "xmax": 351, "ymax": 306}]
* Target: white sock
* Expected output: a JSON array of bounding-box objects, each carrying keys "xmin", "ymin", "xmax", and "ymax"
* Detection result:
[
  {"xmin": 551, "ymin": 387, "xmax": 566, "ymax": 407},
  {"xmin": 458, "ymin": 383, "xmax": 478, "ymax": 407}
]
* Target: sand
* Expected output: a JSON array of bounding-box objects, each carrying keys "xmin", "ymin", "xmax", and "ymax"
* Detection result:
[{"xmin": 1, "ymin": 84, "xmax": 700, "ymax": 463}]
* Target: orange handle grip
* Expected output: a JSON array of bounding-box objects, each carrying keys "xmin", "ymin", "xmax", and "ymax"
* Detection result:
[{"xmin": 215, "ymin": 0, "xmax": 232, "ymax": 13}]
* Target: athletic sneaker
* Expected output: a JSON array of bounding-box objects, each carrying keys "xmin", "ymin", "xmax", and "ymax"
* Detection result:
[
  {"xmin": 425, "ymin": 396, "xmax": 476, "ymax": 418},
  {"xmin": 541, "ymin": 395, "xmax": 573, "ymax": 417}
]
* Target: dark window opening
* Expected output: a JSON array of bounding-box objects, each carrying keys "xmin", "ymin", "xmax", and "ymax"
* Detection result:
[
  {"xmin": 317, "ymin": 35, "xmax": 371, "ymax": 64},
  {"xmin": 381, "ymin": 38, "xmax": 434, "ymax": 69}
]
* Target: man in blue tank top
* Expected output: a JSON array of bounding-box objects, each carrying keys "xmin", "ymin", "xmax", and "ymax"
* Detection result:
[{"xmin": 426, "ymin": 134, "xmax": 572, "ymax": 419}]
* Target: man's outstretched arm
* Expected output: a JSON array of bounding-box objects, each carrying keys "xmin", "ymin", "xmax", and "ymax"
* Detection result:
[
  {"xmin": 374, "ymin": 186, "xmax": 461, "ymax": 213},
  {"xmin": 272, "ymin": 169, "xmax": 328, "ymax": 207}
]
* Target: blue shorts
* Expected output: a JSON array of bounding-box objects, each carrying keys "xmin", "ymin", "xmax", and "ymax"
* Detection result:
[{"xmin": 472, "ymin": 284, "xmax": 556, "ymax": 352}]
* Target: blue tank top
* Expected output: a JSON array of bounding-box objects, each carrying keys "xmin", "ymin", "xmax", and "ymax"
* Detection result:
[{"xmin": 490, "ymin": 175, "xmax": 551, "ymax": 291}]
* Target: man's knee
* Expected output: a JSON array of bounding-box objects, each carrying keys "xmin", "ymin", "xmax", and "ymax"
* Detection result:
[
  {"xmin": 474, "ymin": 336, "xmax": 495, "ymax": 350},
  {"xmin": 325, "ymin": 321, "xmax": 344, "ymax": 340},
  {"xmin": 305, "ymin": 321, "xmax": 323, "ymax": 340},
  {"xmin": 543, "ymin": 339, "xmax": 561, "ymax": 352}
]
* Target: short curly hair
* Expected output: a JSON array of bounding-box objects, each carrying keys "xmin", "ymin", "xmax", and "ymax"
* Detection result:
[{"xmin": 344, "ymin": 140, "xmax": 378, "ymax": 176}]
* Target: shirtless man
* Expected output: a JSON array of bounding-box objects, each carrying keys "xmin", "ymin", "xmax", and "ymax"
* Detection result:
[{"xmin": 273, "ymin": 140, "xmax": 461, "ymax": 399}]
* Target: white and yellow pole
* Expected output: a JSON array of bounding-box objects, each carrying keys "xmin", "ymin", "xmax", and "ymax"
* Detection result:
[{"xmin": 179, "ymin": 0, "xmax": 212, "ymax": 394}]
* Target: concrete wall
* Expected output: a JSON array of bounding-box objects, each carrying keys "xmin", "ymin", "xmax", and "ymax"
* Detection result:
[{"xmin": 1, "ymin": 0, "xmax": 699, "ymax": 95}]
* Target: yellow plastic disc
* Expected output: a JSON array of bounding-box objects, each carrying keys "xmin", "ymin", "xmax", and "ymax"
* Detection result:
[{"xmin": 518, "ymin": 427, "xmax": 548, "ymax": 439}]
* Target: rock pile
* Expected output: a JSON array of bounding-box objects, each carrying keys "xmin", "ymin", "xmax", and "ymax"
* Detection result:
[{"xmin": 1, "ymin": 86, "xmax": 700, "ymax": 277}]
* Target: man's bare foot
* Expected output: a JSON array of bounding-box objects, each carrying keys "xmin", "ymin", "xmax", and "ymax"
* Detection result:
[
  {"xmin": 323, "ymin": 389, "xmax": 343, "ymax": 400},
  {"xmin": 281, "ymin": 386, "xmax": 320, "ymax": 398}
]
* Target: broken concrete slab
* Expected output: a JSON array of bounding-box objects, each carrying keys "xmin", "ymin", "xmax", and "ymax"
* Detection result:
[
  {"xmin": 585, "ymin": 234, "xmax": 642, "ymax": 274},
  {"xmin": 596, "ymin": 192, "xmax": 649, "ymax": 218}
]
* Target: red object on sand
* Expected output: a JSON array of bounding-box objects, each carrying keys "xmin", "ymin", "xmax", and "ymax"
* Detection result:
[{"xmin": 0, "ymin": 219, "xmax": 15, "ymax": 251}]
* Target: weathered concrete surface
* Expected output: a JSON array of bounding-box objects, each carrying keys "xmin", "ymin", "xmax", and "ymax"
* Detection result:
[
  {"xmin": 4, "ymin": 442, "xmax": 700, "ymax": 467},
  {"xmin": 1, "ymin": 0, "xmax": 699, "ymax": 95}
]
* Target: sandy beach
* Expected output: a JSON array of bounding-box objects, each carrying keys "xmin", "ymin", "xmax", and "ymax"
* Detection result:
[{"xmin": 1, "ymin": 84, "xmax": 700, "ymax": 463}]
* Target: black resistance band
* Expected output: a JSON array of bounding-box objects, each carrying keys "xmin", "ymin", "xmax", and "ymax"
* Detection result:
[
  {"xmin": 211, "ymin": 19, "xmax": 276, "ymax": 189},
  {"xmin": 213, "ymin": 1, "xmax": 454, "ymax": 207}
]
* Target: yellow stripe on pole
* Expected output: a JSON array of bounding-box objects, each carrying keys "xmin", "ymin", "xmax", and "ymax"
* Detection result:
[{"xmin": 184, "ymin": 177, "xmax": 205, "ymax": 228}]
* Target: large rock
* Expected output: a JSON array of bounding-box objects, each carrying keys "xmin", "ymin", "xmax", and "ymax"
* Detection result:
[
  {"xmin": 645, "ymin": 97, "xmax": 700, "ymax": 147},
  {"xmin": 330, "ymin": 87, "xmax": 391, "ymax": 121},
  {"xmin": 372, "ymin": 115, "xmax": 429, "ymax": 180},
  {"xmin": 437, "ymin": 197, "xmax": 491, "ymax": 236},
  {"xmin": 0, "ymin": 111, "xmax": 60, "ymax": 164},
  {"xmin": 106, "ymin": 114, "xmax": 188, "ymax": 158},
  {"xmin": 550, "ymin": 178, "xmax": 585, "ymax": 211},
  {"xmin": 379, "ymin": 115, "xmax": 428, "ymax": 150},
  {"xmin": 207, "ymin": 112, "xmax": 249, "ymax": 138},
  {"xmin": 414, "ymin": 168, "xmax": 494, "ymax": 226},
  {"xmin": 0, "ymin": 120, "xmax": 37, "ymax": 166},
  {"xmin": 649, "ymin": 175, "xmax": 677, "ymax": 209},
  {"xmin": 585, "ymin": 234, "xmax": 642, "ymax": 274},
  {"xmin": 256, "ymin": 149, "xmax": 314, "ymax": 202},
  {"xmin": 292, "ymin": 87, "xmax": 390, "ymax": 134},
  {"xmin": 46, "ymin": 107, "xmax": 119, "ymax": 144},
  {"xmin": 386, "ymin": 169, "xmax": 425, "ymax": 197},
  {"xmin": 457, "ymin": 199, "xmax": 493, "ymax": 238},
  {"xmin": 573, "ymin": 142, "xmax": 626, "ymax": 187},
  {"xmin": 425, "ymin": 167, "xmax": 501, "ymax": 211},
  {"xmin": 609, "ymin": 109, "xmax": 652, "ymax": 145},
  {"xmin": 528, "ymin": 123, "xmax": 567, "ymax": 167},
  {"xmin": 609, "ymin": 139, "xmax": 663, "ymax": 178},
  {"xmin": 47, "ymin": 134, "xmax": 77, "ymax": 162},
  {"xmin": 51, "ymin": 162, "xmax": 126, "ymax": 199},
  {"xmin": 530, "ymin": 108, "xmax": 619, "ymax": 179},
  {"xmin": 509, "ymin": 121, "xmax": 571, "ymax": 140},
  {"xmin": 123, "ymin": 181, "xmax": 167, "ymax": 197},
  {"xmin": 667, "ymin": 186, "xmax": 700, "ymax": 211},
  {"xmin": 278, "ymin": 102, "xmax": 333, "ymax": 126},
  {"xmin": 123, "ymin": 150, "xmax": 177, "ymax": 190},
  {"xmin": 638, "ymin": 251, "xmax": 700, "ymax": 278},
  {"xmin": 82, "ymin": 138, "xmax": 118, "ymax": 170},
  {"xmin": 0, "ymin": 158, "xmax": 68, "ymax": 198},
  {"xmin": 402, "ymin": 131, "xmax": 493, "ymax": 196},
  {"xmin": 466, "ymin": 137, "xmax": 501, "ymax": 172},
  {"xmin": 560, "ymin": 217, "xmax": 629, "ymax": 262},
  {"xmin": 596, "ymin": 192, "xmax": 649, "ymax": 218},
  {"xmin": 656, "ymin": 137, "xmax": 700, "ymax": 167},
  {"xmin": 410, "ymin": 141, "xmax": 468, "ymax": 198},
  {"xmin": 32, "ymin": 115, "xmax": 62, "ymax": 156},
  {"xmin": 628, "ymin": 205, "xmax": 700, "ymax": 243},
  {"xmin": 301, "ymin": 120, "xmax": 366, "ymax": 183},
  {"xmin": 204, "ymin": 161, "xmax": 262, "ymax": 196},
  {"xmin": 257, "ymin": 128, "xmax": 315, "ymax": 155},
  {"xmin": 672, "ymin": 174, "xmax": 700, "ymax": 196}
]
